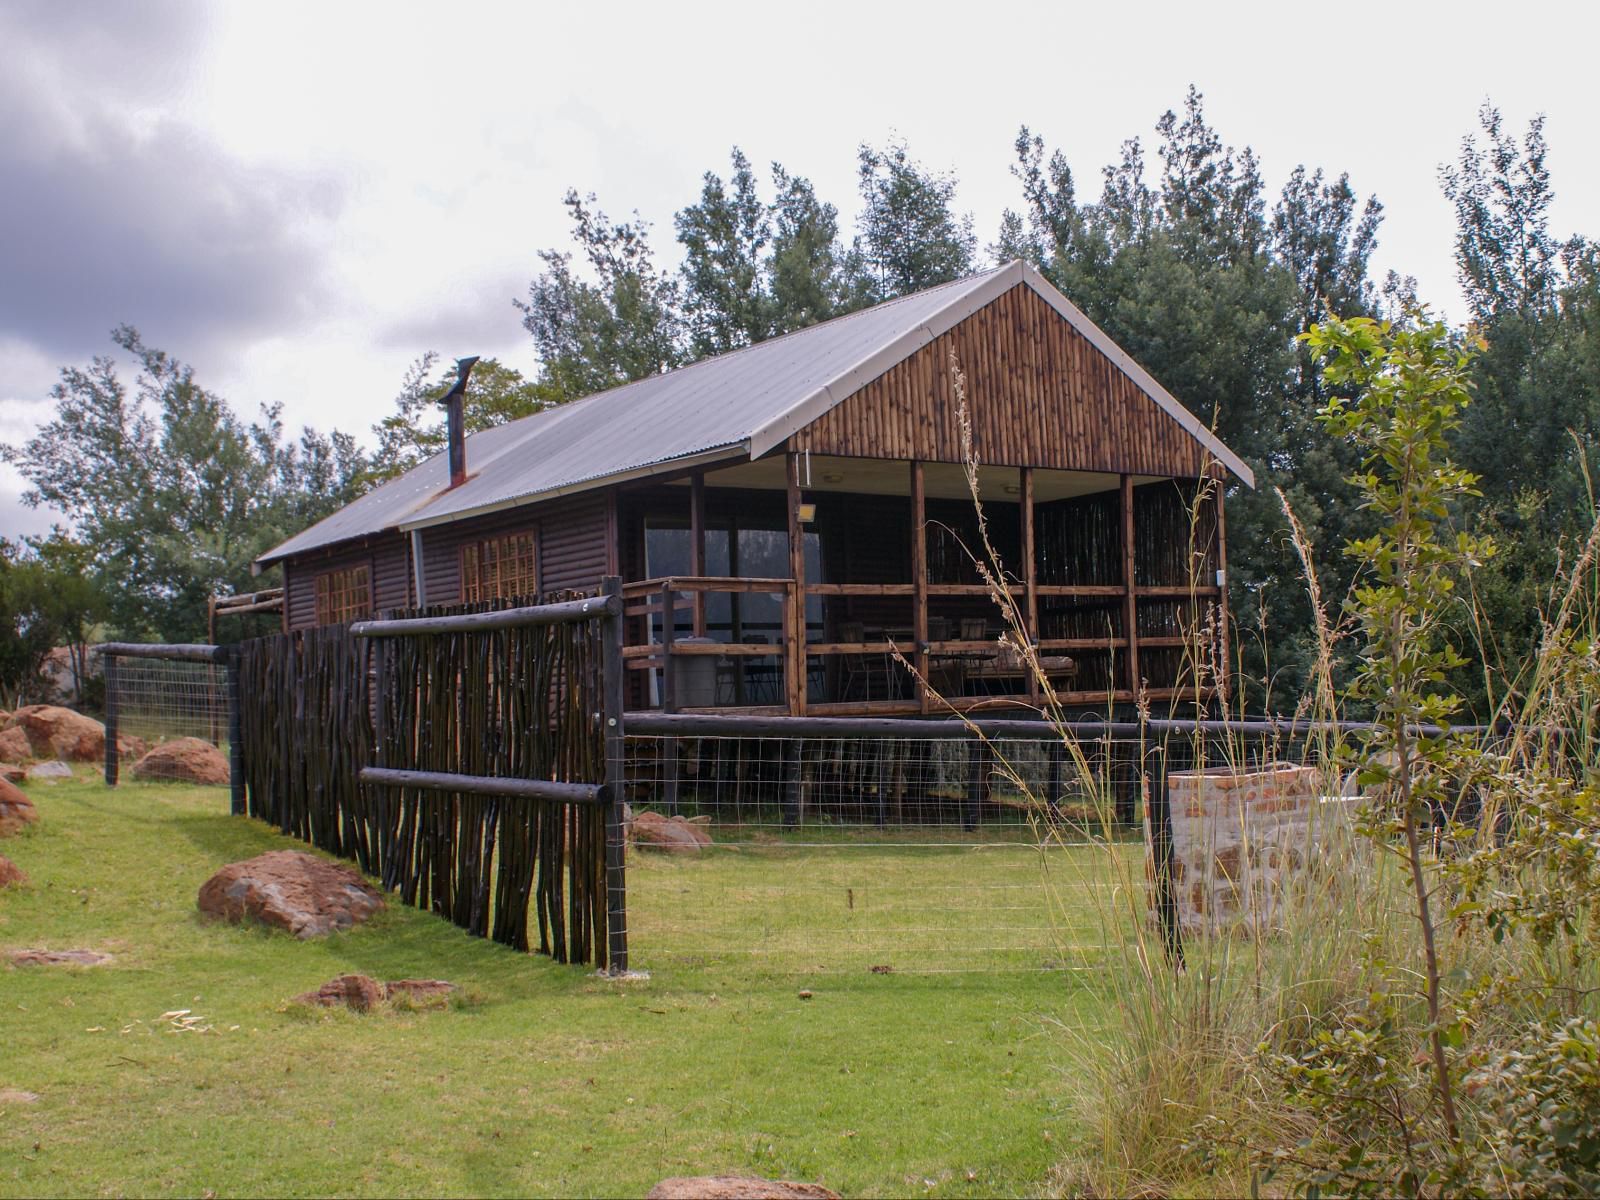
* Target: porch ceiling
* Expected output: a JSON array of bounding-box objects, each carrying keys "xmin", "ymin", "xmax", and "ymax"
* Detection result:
[{"xmin": 692, "ymin": 454, "xmax": 1161, "ymax": 502}]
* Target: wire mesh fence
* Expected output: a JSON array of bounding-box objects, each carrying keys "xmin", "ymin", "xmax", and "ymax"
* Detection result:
[
  {"xmin": 617, "ymin": 729, "xmax": 1303, "ymax": 975},
  {"xmin": 103, "ymin": 654, "xmax": 233, "ymax": 784}
]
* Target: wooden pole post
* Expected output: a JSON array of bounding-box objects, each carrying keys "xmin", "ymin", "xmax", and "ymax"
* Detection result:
[
  {"xmin": 102, "ymin": 653, "xmax": 119, "ymax": 787},
  {"xmin": 786, "ymin": 450, "xmax": 807, "ymax": 717},
  {"xmin": 964, "ymin": 738, "xmax": 985, "ymax": 832},
  {"xmin": 660, "ymin": 582, "xmax": 679, "ymax": 815},
  {"xmin": 911, "ymin": 461, "xmax": 930, "ymax": 714},
  {"xmin": 1120, "ymin": 474, "xmax": 1140, "ymax": 700},
  {"xmin": 601, "ymin": 575, "xmax": 629, "ymax": 974},
  {"xmin": 1213, "ymin": 469, "xmax": 1231, "ymax": 709},
  {"xmin": 1147, "ymin": 739, "xmax": 1183, "ymax": 968},
  {"xmin": 1021, "ymin": 466, "xmax": 1038, "ymax": 706},
  {"xmin": 690, "ymin": 472, "xmax": 707, "ymax": 638},
  {"xmin": 227, "ymin": 647, "xmax": 245, "ymax": 816}
]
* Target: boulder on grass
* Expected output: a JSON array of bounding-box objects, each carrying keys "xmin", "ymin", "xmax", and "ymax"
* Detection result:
[
  {"xmin": 0, "ymin": 766, "xmax": 24, "ymax": 785},
  {"xmin": 25, "ymin": 761, "xmax": 72, "ymax": 782},
  {"xmin": 198, "ymin": 850, "xmax": 384, "ymax": 939},
  {"xmin": 0, "ymin": 853, "xmax": 26, "ymax": 887},
  {"xmin": 647, "ymin": 1178, "xmax": 840, "ymax": 1200},
  {"xmin": 131, "ymin": 738, "xmax": 229, "ymax": 785},
  {"xmin": 5, "ymin": 705, "xmax": 104, "ymax": 762},
  {"xmin": 0, "ymin": 727, "xmax": 31, "ymax": 763},
  {"xmin": 630, "ymin": 810, "xmax": 713, "ymax": 854},
  {"xmin": 0, "ymin": 779, "xmax": 39, "ymax": 837},
  {"xmin": 296, "ymin": 973, "xmax": 386, "ymax": 1012}
]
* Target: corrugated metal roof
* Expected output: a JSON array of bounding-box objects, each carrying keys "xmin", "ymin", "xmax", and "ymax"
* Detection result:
[{"xmin": 256, "ymin": 262, "xmax": 1251, "ymax": 568}]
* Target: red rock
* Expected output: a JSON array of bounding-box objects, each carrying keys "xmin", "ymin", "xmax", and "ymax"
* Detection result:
[
  {"xmin": 0, "ymin": 766, "xmax": 23, "ymax": 785},
  {"xmin": 646, "ymin": 1178, "xmax": 840, "ymax": 1199},
  {"xmin": 7, "ymin": 948, "xmax": 111, "ymax": 966},
  {"xmin": 131, "ymin": 738, "xmax": 229, "ymax": 785},
  {"xmin": 296, "ymin": 973, "xmax": 386, "ymax": 1012},
  {"xmin": 5, "ymin": 705, "xmax": 105, "ymax": 762},
  {"xmin": 384, "ymin": 979, "xmax": 458, "ymax": 1006},
  {"xmin": 0, "ymin": 727, "xmax": 31, "ymax": 763},
  {"xmin": 630, "ymin": 810, "xmax": 713, "ymax": 854},
  {"xmin": 0, "ymin": 778, "xmax": 38, "ymax": 837},
  {"xmin": 197, "ymin": 850, "xmax": 384, "ymax": 939},
  {"xmin": 0, "ymin": 853, "xmax": 26, "ymax": 888}
]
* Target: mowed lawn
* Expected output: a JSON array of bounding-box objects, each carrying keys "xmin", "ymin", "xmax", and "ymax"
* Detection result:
[{"xmin": 0, "ymin": 774, "xmax": 1114, "ymax": 1198}]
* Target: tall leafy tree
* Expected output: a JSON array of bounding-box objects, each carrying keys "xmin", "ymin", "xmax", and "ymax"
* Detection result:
[
  {"xmin": 676, "ymin": 148, "xmax": 773, "ymax": 356},
  {"xmin": 767, "ymin": 164, "xmax": 857, "ymax": 331},
  {"xmin": 851, "ymin": 138, "xmax": 977, "ymax": 300},
  {"xmin": 517, "ymin": 191, "xmax": 684, "ymax": 401},
  {"xmin": 2, "ymin": 326, "xmax": 367, "ymax": 640}
]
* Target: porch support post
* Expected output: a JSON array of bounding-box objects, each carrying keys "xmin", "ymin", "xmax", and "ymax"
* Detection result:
[
  {"xmin": 1021, "ymin": 466, "xmax": 1038, "ymax": 706},
  {"xmin": 786, "ymin": 450, "xmax": 807, "ymax": 716},
  {"xmin": 1213, "ymin": 467, "xmax": 1230, "ymax": 707},
  {"xmin": 911, "ymin": 460, "xmax": 930, "ymax": 714},
  {"xmin": 690, "ymin": 471, "xmax": 707, "ymax": 637},
  {"xmin": 1121, "ymin": 473, "xmax": 1140, "ymax": 699}
]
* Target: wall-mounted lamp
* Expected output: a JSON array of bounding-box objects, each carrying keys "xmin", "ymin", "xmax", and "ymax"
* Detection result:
[
  {"xmin": 1003, "ymin": 483, "xmax": 1021, "ymax": 495},
  {"xmin": 796, "ymin": 502, "xmax": 817, "ymax": 524}
]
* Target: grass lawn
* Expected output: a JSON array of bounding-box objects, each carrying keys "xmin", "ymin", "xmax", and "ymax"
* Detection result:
[{"xmin": 1, "ymin": 773, "xmax": 1113, "ymax": 1198}]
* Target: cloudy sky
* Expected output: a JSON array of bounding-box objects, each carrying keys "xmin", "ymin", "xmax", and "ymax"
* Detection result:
[{"xmin": 3, "ymin": 0, "xmax": 1597, "ymax": 539}]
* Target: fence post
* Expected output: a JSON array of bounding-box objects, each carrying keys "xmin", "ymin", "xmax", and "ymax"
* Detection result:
[
  {"xmin": 601, "ymin": 575, "xmax": 629, "ymax": 974},
  {"xmin": 660, "ymin": 582, "xmax": 679, "ymax": 815},
  {"xmin": 102, "ymin": 653, "xmax": 119, "ymax": 787},
  {"xmin": 226, "ymin": 646, "xmax": 245, "ymax": 816},
  {"xmin": 964, "ymin": 738, "xmax": 985, "ymax": 832},
  {"xmin": 1147, "ymin": 737, "xmax": 1184, "ymax": 969}
]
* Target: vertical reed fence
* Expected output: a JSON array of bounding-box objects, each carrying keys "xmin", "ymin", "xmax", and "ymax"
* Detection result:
[{"xmin": 233, "ymin": 581, "xmax": 626, "ymax": 970}]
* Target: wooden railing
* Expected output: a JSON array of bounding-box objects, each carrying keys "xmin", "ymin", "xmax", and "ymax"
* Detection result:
[{"xmin": 622, "ymin": 575, "xmax": 1222, "ymax": 716}]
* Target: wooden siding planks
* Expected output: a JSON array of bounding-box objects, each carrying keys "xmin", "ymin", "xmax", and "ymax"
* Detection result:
[{"xmin": 799, "ymin": 282, "xmax": 1207, "ymax": 477}]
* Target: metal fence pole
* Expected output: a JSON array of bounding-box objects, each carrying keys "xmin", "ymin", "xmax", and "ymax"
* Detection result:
[
  {"xmin": 601, "ymin": 575, "xmax": 629, "ymax": 974},
  {"xmin": 102, "ymin": 653, "xmax": 119, "ymax": 787},
  {"xmin": 226, "ymin": 647, "xmax": 245, "ymax": 816}
]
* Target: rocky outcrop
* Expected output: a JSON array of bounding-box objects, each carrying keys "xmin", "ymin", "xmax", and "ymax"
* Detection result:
[
  {"xmin": 7, "ymin": 948, "xmax": 111, "ymax": 966},
  {"xmin": 0, "ymin": 853, "xmax": 26, "ymax": 887},
  {"xmin": 131, "ymin": 738, "xmax": 230, "ymax": 785},
  {"xmin": 646, "ymin": 1178, "xmax": 840, "ymax": 1199},
  {"xmin": 0, "ymin": 779, "xmax": 39, "ymax": 836},
  {"xmin": 197, "ymin": 850, "xmax": 384, "ymax": 939},
  {"xmin": 296, "ymin": 973, "xmax": 386, "ymax": 1012},
  {"xmin": 295, "ymin": 975, "xmax": 459, "ymax": 1011},
  {"xmin": 25, "ymin": 762, "xmax": 72, "ymax": 781},
  {"xmin": 0, "ymin": 727, "xmax": 31, "ymax": 763},
  {"xmin": 0, "ymin": 766, "xmax": 23, "ymax": 785},
  {"xmin": 5, "ymin": 706, "xmax": 104, "ymax": 762},
  {"xmin": 630, "ymin": 810, "xmax": 714, "ymax": 854}
]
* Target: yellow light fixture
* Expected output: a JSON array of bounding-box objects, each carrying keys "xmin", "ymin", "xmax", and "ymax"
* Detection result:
[{"xmin": 796, "ymin": 502, "xmax": 817, "ymax": 524}]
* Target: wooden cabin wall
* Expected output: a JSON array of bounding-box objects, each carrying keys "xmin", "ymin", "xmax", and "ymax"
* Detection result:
[
  {"xmin": 282, "ymin": 534, "xmax": 412, "ymax": 630},
  {"xmin": 797, "ymin": 283, "xmax": 1209, "ymax": 479},
  {"xmin": 412, "ymin": 491, "xmax": 611, "ymax": 608}
]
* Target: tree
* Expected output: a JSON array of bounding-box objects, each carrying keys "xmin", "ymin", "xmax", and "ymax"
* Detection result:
[
  {"xmin": 368, "ymin": 354, "xmax": 556, "ymax": 483},
  {"xmin": 767, "ymin": 163, "xmax": 858, "ymax": 331},
  {"xmin": 2, "ymin": 326, "xmax": 368, "ymax": 641},
  {"xmin": 517, "ymin": 191, "xmax": 684, "ymax": 402},
  {"xmin": 1009, "ymin": 88, "xmax": 1389, "ymax": 711},
  {"xmin": 0, "ymin": 532, "xmax": 110, "ymax": 707},
  {"xmin": 676, "ymin": 148, "xmax": 773, "ymax": 356},
  {"xmin": 850, "ymin": 138, "xmax": 977, "ymax": 300}
]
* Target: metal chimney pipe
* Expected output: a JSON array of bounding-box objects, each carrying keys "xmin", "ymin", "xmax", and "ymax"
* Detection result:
[{"xmin": 441, "ymin": 356, "xmax": 479, "ymax": 489}]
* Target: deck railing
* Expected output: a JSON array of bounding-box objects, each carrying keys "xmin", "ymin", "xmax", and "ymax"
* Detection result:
[{"xmin": 621, "ymin": 575, "xmax": 1222, "ymax": 716}]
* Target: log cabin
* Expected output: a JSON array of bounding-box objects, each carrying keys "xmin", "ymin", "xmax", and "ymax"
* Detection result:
[{"xmin": 254, "ymin": 260, "xmax": 1253, "ymax": 717}]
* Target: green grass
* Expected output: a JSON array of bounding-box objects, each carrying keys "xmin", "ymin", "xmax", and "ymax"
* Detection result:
[{"xmin": 0, "ymin": 772, "xmax": 1112, "ymax": 1198}]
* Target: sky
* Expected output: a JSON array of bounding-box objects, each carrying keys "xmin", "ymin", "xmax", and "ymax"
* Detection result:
[{"xmin": 3, "ymin": 0, "xmax": 1597, "ymax": 540}]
